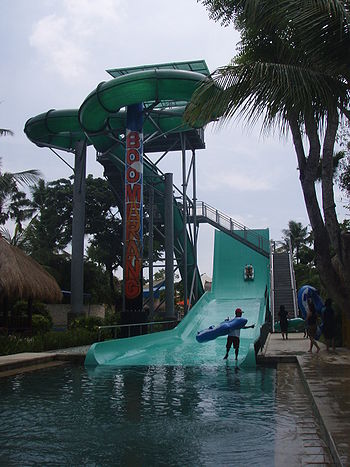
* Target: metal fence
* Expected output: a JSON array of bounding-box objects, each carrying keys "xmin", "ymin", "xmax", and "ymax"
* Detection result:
[
  {"xmin": 194, "ymin": 201, "xmax": 270, "ymax": 255},
  {"xmin": 97, "ymin": 319, "xmax": 178, "ymax": 341}
]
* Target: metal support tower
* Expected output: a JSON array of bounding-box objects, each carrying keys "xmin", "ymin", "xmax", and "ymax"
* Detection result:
[
  {"xmin": 165, "ymin": 173, "xmax": 175, "ymax": 318},
  {"xmin": 148, "ymin": 185, "xmax": 154, "ymax": 318},
  {"xmin": 71, "ymin": 139, "xmax": 87, "ymax": 315},
  {"xmin": 181, "ymin": 133, "xmax": 188, "ymax": 315}
]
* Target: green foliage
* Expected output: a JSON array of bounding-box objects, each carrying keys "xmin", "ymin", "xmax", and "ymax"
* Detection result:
[
  {"xmin": 69, "ymin": 315, "xmax": 104, "ymax": 332},
  {"xmin": 27, "ymin": 177, "xmax": 73, "ymax": 254},
  {"xmin": 103, "ymin": 308, "xmax": 120, "ymax": 326},
  {"xmin": 12, "ymin": 300, "xmax": 51, "ymax": 319},
  {"xmin": 0, "ymin": 329, "xmax": 97, "ymax": 356},
  {"xmin": 26, "ymin": 175, "xmax": 124, "ymax": 304},
  {"xmin": 31, "ymin": 314, "xmax": 52, "ymax": 335},
  {"xmin": 294, "ymin": 263, "xmax": 322, "ymax": 294},
  {"xmin": 0, "ymin": 158, "xmax": 39, "ymax": 235},
  {"xmin": 282, "ymin": 220, "xmax": 311, "ymax": 264}
]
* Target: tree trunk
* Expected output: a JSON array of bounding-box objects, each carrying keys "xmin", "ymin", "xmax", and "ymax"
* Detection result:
[
  {"xmin": 289, "ymin": 114, "xmax": 350, "ymax": 320},
  {"xmin": 108, "ymin": 266, "xmax": 116, "ymax": 298}
]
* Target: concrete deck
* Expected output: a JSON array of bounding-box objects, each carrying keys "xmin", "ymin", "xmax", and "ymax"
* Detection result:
[
  {"xmin": 260, "ymin": 332, "xmax": 350, "ymax": 466},
  {"xmin": 0, "ymin": 346, "xmax": 89, "ymax": 372}
]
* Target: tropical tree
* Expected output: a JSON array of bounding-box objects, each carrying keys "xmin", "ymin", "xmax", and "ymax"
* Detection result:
[
  {"xmin": 0, "ymin": 128, "xmax": 13, "ymax": 137},
  {"xmin": 0, "ymin": 125, "xmax": 41, "ymax": 236},
  {"xmin": 282, "ymin": 220, "xmax": 310, "ymax": 264},
  {"xmin": 0, "ymin": 127, "xmax": 41, "ymax": 243},
  {"xmin": 186, "ymin": 0, "xmax": 350, "ymax": 318}
]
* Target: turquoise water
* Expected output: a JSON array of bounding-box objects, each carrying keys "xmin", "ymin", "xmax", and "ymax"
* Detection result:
[{"xmin": 1, "ymin": 364, "xmax": 276, "ymax": 466}]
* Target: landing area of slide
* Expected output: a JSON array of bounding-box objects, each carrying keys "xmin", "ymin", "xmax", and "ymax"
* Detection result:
[{"xmin": 85, "ymin": 230, "xmax": 270, "ymax": 369}]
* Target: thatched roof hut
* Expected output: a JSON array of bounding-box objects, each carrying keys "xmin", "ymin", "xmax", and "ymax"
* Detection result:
[{"xmin": 0, "ymin": 236, "xmax": 62, "ymax": 304}]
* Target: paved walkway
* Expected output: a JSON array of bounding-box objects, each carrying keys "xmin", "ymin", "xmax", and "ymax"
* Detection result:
[
  {"xmin": 260, "ymin": 332, "xmax": 350, "ymax": 466},
  {"xmin": 0, "ymin": 346, "xmax": 89, "ymax": 372}
]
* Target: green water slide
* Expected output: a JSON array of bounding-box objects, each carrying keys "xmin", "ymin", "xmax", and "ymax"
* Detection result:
[
  {"xmin": 24, "ymin": 65, "xmax": 211, "ymax": 300},
  {"xmin": 85, "ymin": 229, "xmax": 270, "ymax": 368}
]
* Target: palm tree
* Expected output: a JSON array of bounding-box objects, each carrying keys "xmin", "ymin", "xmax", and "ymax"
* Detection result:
[
  {"xmin": 0, "ymin": 128, "xmax": 14, "ymax": 137},
  {"xmin": 0, "ymin": 128, "xmax": 41, "ymax": 236},
  {"xmin": 282, "ymin": 221, "xmax": 309, "ymax": 264},
  {"xmin": 186, "ymin": 0, "xmax": 350, "ymax": 318}
]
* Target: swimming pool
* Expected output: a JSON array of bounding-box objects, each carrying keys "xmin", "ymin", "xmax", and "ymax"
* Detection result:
[
  {"xmin": 1, "ymin": 364, "xmax": 276, "ymax": 466},
  {"xmin": 0, "ymin": 363, "xmax": 332, "ymax": 466}
]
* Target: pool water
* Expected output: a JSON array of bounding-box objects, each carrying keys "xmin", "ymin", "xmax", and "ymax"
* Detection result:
[{"xmin": 1, "ymin": 364, "xmax": 277, "ymax": 466}]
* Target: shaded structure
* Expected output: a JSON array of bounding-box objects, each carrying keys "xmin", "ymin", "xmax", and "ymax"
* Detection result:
[{"xmin": 0, "ymin": 236, "xmax": 62, "ymax": 332}]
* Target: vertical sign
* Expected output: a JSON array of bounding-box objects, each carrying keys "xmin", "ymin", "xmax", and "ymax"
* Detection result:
[{"xmin": 124, "ymin": 103, "xmax": 143, "ymax": 312}]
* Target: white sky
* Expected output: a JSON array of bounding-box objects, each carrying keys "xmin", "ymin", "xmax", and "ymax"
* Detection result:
[{"xmin": 1, "ymin": 0, "xmax": 348, "ymax": 277}]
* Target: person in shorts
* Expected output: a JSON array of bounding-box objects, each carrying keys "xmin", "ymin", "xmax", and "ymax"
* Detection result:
[{"xmin": 223, "ymin": 308, "xmax": 255, "ymax": 360}]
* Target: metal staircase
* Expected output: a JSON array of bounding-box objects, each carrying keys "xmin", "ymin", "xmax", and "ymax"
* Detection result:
[
  {"xmin": 192, "ymin": 201, "xmax": 270, "ymax": 258},
  {"xmin": 271, "ymin": 248, "xmax": 298, "ymax": 328}
]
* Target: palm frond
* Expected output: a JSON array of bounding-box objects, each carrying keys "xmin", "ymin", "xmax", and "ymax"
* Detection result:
[
  {"xmin": 10, "ymin": 169, "xmax": 42, "ymax": 187},
  {"xmin": 0, "ymin": 128, "xmax": 14, "ymax": 137},
  {"xmin": 185, "ymin": 59, "xmax": 347, "ymax": 134},
  {"xmin": 0, "ymin": 226, "xmax": 11, "ymax": 243}
]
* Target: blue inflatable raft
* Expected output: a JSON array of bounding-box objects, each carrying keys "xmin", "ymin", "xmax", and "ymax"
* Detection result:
[
  {"xmin": 196, "ymin": 317, "xmax": 248, "ymax": 343},
  {"xmin": 298, "ymin": 285, "xmax": 324, "ymax": 319}
]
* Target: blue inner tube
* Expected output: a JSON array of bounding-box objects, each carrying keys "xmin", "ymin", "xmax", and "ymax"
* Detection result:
[
  {"xmin": 196, "ymin": 317, "xmax": 248, "ymax": 343},
  {"xmin": 297, "ymin": 285, "xmax": 324, "ymax": 319}
]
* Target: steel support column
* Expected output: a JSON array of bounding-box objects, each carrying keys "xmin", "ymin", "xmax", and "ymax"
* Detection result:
[
  {"xmin": 192, "ymin": 149, "xmax": 198, "ymax": 301},
  {"xmin": 165, "ymin": 173, "xmax": 174, "ymax": 318},
  {"xmin": 181, "ymin": 133, "xmax": 188, "ymax": 315},
  {"xmin": 71, "ymin": 139, "xmax": 87, "ymax": 315},
  {"xmin": 148, "ymin": 185, "xmax": 154, "ymax": 318}
]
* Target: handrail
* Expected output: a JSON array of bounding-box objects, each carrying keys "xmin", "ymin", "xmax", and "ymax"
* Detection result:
[
  {"xmin": 287, "ymin": 238, "xmax": 298, "ymax": 318},
  {"xmin": 193, "ymin": 201, "xmax": 270, "ymax": 255},
  {"xmin": 97, "ymin": 319, "xmax": 178, "ymax": 341},
  {"xmin": 270, "ymin": 242, "xmax": 275, "ymax": 332}
]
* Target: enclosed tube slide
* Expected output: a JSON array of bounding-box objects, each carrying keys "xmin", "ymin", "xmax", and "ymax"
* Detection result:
[{"xmin": 24, "ymin": 69, "xmax": 210, "ymax": 298}]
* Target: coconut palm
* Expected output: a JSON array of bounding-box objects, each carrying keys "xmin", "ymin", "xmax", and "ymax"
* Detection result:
[
  {"xmin": 0, "ymin": 128, "xmax": 41, "ymax": 234},
  {"xmin": 282, "ymin": 221, "xmax": 310, "ymax": 264},
  {"xmin": 186, "ymin": 0, "xmax": 350, "ymax": 317},
  {"xmin": 0, "ymin": 128, "xmax": 14, "ymax": 137}
]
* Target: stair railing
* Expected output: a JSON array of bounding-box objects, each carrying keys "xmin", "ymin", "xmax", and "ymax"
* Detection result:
[
  {"xmin": 287, "ymin": 238, "xmax": 298, "ymax": 318},
  {"xmin": 270, "ymin": 243, "xmax": 275, "ymax": 332},
  {"xmin": 194, "ymin": 201, "xmax": 270, "ymax": 255}
]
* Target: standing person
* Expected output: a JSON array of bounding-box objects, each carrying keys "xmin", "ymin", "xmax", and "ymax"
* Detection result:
[
  {"xmin": 322, "ymin": 298, "xmax": 336, "ymax": 352},
  {"xmin": 223, "ymin": 308, "xmax": 255, "ymax": 360},
  {"xmin": 278, "ymin": 305, "xmax": 289, "ymax": 340},
  {"xmin": 306, "ymin": 299, "xmax": 320, "ymax": 353}
]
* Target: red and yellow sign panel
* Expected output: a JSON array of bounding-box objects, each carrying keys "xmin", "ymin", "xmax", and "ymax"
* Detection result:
[{"xmin": 125, "ymin": 128, "xmax": 143, "ymax": 310}]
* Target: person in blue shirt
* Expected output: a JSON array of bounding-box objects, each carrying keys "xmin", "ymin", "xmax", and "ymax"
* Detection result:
[{"xmin": 223, "ymin": 308, "xmax": 255, "ymax": 360}]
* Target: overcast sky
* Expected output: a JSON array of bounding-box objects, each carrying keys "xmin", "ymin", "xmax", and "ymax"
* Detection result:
[{"xmin": 1, "ymin": 0, "xmax": 348, "ymax": 277}]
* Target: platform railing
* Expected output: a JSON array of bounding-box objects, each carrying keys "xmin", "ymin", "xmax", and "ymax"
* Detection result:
[
  {"xmin": 97, "ymin": 319, "xmax": 178, "ymax": 341},
  {"xmin": 193, "ymin": 201, "xmax": 270, "ymax": 255}
]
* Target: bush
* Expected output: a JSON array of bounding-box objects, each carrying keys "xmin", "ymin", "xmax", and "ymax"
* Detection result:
[
  {"xmin": 0, "ymin": 328, "xmax": 98, "ymax": 356},
  {"xmin": 12, "ymin": 300, "xmax": 51, "ymax": 318},
  {"xmin": 32, "ymin": 314, "xmax": 53, "ymax": 335},
  {"xmin": 69, "ymin": 315, "xmax": 104, "ymax": 332}
]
